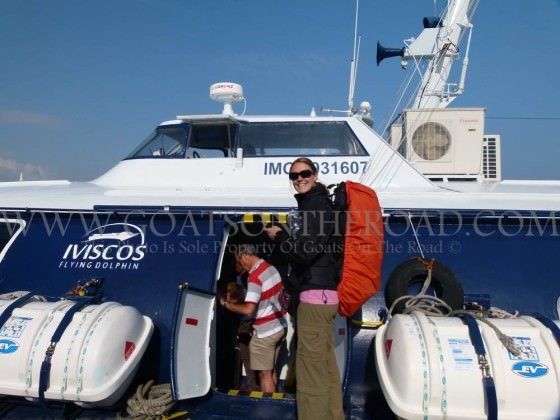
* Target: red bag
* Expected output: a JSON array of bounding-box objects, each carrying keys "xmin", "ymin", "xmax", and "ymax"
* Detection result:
[{"xmin": 335, "ymin": 181, "xmax": 384, "ymax": 317}]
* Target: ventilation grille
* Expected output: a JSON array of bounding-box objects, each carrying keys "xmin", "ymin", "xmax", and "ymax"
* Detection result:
[{"xmin": 482, "ymin": 135, "xmax": 501, "ymax": 181}]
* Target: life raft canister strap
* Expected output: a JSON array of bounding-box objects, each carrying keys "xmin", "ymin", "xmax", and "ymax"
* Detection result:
[
  {"xmin": 0, "ymin": 292, "xmax": 36, "ymax": 330},
  {"xmin": 457, "ymin": 313, "xmax": 498, "ymax": 420},
  {"xmin": 38, "ymin": 297, "xmax": 98, "ymax": 412},
  {"xmin": 531, "ymin": 313, "xmax": 560, "ymax": 345}
]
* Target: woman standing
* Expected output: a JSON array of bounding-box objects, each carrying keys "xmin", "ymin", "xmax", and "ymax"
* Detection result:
[{"xmin": 265, "ymin": 157, "xmax": 344, "ymax": 420}]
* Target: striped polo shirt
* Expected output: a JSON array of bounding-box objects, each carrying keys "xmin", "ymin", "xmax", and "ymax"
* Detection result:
[{"xmin": 245, "ymin": 259, "xmax": 287, "ymax": 338}]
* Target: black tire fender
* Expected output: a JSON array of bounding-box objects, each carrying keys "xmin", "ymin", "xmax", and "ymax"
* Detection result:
[{"xmin": 385, "ymin": 259, "xmax": 464, "ymax": 314}]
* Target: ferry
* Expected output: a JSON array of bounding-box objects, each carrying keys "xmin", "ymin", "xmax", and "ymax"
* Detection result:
[{"xmin": 0, "ymin": 0, "xmax": 558, "ymax": 418}]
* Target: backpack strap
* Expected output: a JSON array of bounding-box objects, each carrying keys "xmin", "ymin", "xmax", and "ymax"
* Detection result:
[
  {"xmin": 457, "ymin": 314, "xmax": 498, "ymax": 420},
  {"xmin": 327, "ymin": 182, "xmax": 347, "ymax": 211}
]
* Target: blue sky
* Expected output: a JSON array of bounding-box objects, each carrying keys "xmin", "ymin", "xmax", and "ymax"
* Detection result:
[{"xmin": 0, "ymin": 0, "xmax": 558, "ymax": 182}]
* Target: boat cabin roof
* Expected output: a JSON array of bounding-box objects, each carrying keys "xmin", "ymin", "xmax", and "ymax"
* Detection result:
[{"xmin": 0, "ymin": 114, "xmax": 559, "ymax": 212}]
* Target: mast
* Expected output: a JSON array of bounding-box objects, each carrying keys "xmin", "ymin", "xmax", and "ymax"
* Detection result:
[
  {"xmin": 347, "ymin": 0, "xmax": 360, "ymax": 115},
  {"xmin": 377, "ymin": 0, "xmax": 479, "ymax": 109},
  {"xmin": 413, "ymin": 0, "xmax": 477, "ymax": 108}
]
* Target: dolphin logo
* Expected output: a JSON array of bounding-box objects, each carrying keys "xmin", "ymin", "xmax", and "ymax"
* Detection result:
[{"xmin": 82, "ymin": 223, "xmax": 145, "ymax": 244}]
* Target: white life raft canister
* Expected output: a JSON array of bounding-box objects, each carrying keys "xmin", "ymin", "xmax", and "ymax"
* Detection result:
[
  {"xmin": 0, "ymin": 296, "xmax": 153, "ymax": 406},
  {"xmin": 375, "ymin": 311, "xmax": 560, "ymax": 419}
]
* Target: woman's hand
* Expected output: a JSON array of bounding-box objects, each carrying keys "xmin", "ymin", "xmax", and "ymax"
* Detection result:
[{"xmin": 263, "ymin": 225, "xmax": 282, "ymax": 240}]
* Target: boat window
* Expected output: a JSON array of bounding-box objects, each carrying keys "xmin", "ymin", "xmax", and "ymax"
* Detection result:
[
  {"xmin": 186, "ymin": 124, "xmax": 235, "ymax": 158},
  {"xmin": 238, "ymin": 122, "xmax": 367, "ymax": 157},
  {"xmin": 126, "ymin": 125, "xmax": 188, "ymax": 159}
]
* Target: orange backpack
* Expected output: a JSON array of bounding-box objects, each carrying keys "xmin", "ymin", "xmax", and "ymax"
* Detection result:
[{"xmin": 332, "ymin": 181, "xmax": 384, "ymax": 317}]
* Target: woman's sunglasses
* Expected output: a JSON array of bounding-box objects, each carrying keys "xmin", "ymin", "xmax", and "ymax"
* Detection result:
[{"xmin": 288, "ymin": 169, "xmax": 314, "ymax": 181}]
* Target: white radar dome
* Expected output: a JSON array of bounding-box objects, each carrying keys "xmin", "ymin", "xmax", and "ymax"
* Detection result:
[
  {"xmin": 359, "ymin": 101, "xmax": 372, "ymax": 113},
  {"xmin": 210, "ymin": 82, "xmax": 244, "ymax": 115}
]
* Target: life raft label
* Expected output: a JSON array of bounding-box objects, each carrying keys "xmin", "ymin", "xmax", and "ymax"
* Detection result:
[
  {"xmin": 508, "ymin": 337, "xmax": 539, "ymax": 361},
  {"xmin": 0, "ymin": 316, "xmax": 31, "ymax": 339},
  {"xmin": 447, "ymin": 338, "xmax": 475, "ymax": 371}
]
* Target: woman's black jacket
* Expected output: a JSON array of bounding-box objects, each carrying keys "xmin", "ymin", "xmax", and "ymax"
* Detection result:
[{"xmin": 274, "ymin": 183, "xmax": 340, "ymax": 293}]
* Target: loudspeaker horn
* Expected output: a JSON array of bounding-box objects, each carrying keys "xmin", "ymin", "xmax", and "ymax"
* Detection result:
[{"xmin": 376, "ymin": 42, "xmax": 405, "ymax": 66}]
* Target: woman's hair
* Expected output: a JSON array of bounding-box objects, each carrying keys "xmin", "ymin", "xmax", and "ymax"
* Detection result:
[{"xmin": 290, "ymin": 157, "xmax": 317, "ymax": 174}]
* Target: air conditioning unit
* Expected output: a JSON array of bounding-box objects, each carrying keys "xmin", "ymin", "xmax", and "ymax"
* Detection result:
[{"xmin": 391, "ymin": 108, "xmax": 485, "ymax": 180}]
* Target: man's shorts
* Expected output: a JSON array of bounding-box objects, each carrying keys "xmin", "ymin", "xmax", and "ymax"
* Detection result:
[{"xmin": 249, "ymin": 328, "xmax": 286, "ymax": 371}]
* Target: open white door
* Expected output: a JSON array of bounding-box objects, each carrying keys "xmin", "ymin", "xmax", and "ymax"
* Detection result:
[{"xmin": 171, "ymin": 286, "xmax": 215, "ymax": 400}]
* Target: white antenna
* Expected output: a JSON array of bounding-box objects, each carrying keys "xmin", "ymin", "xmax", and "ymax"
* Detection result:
[
  {"xmin": 347, "ymin": 0, "xmax": 360, "ymax": 115},
  {"xmin": 323, "ymin": 0, "xmax": 367, "ymax": 117}
]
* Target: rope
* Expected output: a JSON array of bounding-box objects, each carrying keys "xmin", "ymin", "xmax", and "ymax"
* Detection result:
[
  {"xmin": 451, "ymin": 309, "xmax": 521, "ymax": 357},
  {"xmin": 386, "ymin": 257, "xmax": 522, "ymax": 357},
  {"xmin": 118, "ymin": 380, "xmax": 175, "ymax": 420},
  {"xmin": 408, "ymin": 213, "xmax": 425, "ymax": 259},
  {"xmin": 389, "ymin": 293, "xmax": 453, "ymax": 317},
  {"xmin": 488, "ymin": 306, "xmax": 519, "ymax": 319},
  {"xmin": 478, "ymin": 318, "xmax": 521, "ymax": 357},
  {"xmin": 380, "ymin": 68, "xmax": 416, "ymax": 137},
  {"xmin": 388, "ymin": 259, "xmax": 453, "ymax": 317}
]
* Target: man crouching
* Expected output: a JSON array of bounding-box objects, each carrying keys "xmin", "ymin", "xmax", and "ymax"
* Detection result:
[{"xmin": 220, "ymin": 244, "xmax": 287, "ymax": 392}]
